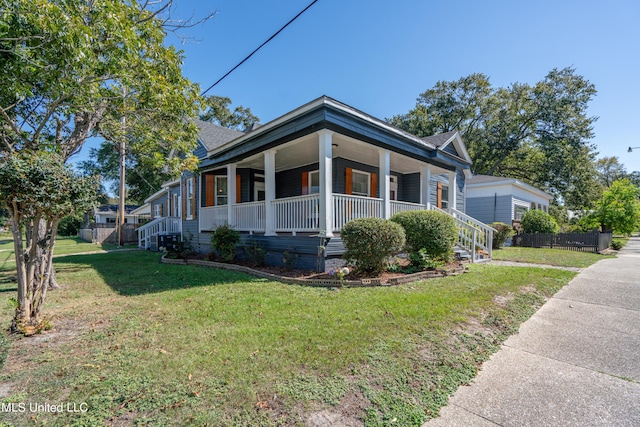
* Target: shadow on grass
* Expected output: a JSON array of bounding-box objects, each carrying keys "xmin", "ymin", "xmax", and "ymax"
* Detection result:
[{"xmin": 53, "ymin": 250, "xmax": 262, "ymax": 296}]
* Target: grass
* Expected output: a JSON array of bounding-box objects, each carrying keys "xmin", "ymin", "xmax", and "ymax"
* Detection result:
[
  {"xmin": 492, "ymin": 246, "xmax": 615, "ymax": 268},
  {"xmin": 0, "ymin": 245, "xmax": 601, "ymax": 426}
]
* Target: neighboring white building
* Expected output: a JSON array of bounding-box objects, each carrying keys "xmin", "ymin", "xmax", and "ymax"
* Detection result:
[
  {"xmin": 93, "ymin": 204, "xmax": 148, "ymax": 225},
  {"xmin": 466, "ymin": 175, "xmax": 553, "ymax": 225}
]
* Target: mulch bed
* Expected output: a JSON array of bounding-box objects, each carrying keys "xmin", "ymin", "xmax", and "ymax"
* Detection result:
[{"xmin": 162, "ymin": 253, "xmax": 467, "ymax": 287}]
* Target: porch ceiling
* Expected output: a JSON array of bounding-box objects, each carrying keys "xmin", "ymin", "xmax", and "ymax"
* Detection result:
[{"xmin": 235, "ymin": 132, "xmax": 452, "ymax": 175}]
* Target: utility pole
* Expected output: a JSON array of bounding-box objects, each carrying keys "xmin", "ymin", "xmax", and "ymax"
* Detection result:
[{"xmin": 118, "ymin": 88, "xmax": 127, "ymax": 247}]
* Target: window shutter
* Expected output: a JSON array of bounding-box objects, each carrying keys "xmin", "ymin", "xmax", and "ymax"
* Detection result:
[
  {"xmin": 301, "ymin": 171, "xmax": 309, "ymax": 195},
  {"xmin": 159, "ymin": 204, "xmax": 163, "ymax": 217},
  {"xmin": 345, "ymin": 168, "xmax": 353, "ymax": 195},
  {"xmin": 370, "ymin": 173, "xmax": 377, "ymax": 198},
  {"xmin": 236, "ymin": 174, "xmax": 241, "ymax": 203},
  {"xmin": 205, "ymin": 174, "xmax": 215, "ymax": 207},
  {"xmin": 182, "ymin": 180, "xmax": 187, "ymax": 219},
  {"xmin": 437, "ymin": 181, "xmax": 442, "ymax": 208},
  {"xmin": 191, "ymin": 177, "xmax": 197, "ymax": 219}
]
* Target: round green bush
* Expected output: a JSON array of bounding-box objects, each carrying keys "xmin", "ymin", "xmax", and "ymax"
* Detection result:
[
  {"xmin": 211, "ymin": 223, "xmax": 240, "ymax": 262},
  {"xmin": 520, "ymin": 210, "xmax": 559, "ymax": 234},
  {"xmin": 341, "ymin": 217, "xmax": 406, "ymax": 275},
  {"xmin": 489, "ymin": 222, "xmax": 514, "ymax": 249},
  {"xmin": 391, "ymin": 210, "xmax": 458, "ymax": 261}
]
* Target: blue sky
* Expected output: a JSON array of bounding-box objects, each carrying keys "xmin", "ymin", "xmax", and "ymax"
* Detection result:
[{"xmin": 74, "ymin": 0, "xmax": 640, "ymax": 173}]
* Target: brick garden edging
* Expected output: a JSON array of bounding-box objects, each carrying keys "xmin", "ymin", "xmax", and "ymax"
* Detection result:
[{"xmin": 161, "ymin": 255, "xmax": 467, "ymax": 287}]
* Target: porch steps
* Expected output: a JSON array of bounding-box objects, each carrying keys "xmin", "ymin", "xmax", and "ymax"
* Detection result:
[{"xmin": 325, "ymin": 237, "xmax": 345, "ymax": 256}]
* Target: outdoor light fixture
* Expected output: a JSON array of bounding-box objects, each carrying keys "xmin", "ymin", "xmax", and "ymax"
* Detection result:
[{"xmin": 628, "ymin": 146, "xmax": 640, "ymax": 153}]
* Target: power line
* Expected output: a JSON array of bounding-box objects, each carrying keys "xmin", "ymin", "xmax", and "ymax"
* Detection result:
[{"xmin": 200, "ymin": 0, "xmax": 319, "ymax": 96}]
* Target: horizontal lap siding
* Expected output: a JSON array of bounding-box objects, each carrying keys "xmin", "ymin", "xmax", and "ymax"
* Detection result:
[
  {"xmin": 456, "ymin": 170, "xmax": 465, "ymax": 212},
  {"xmin": 466, "ymin": 195, "xmax": 513, "ymax": 224},
  {"xmin": 402, "ymin": 173, "xmax": 420, "ymax": 204}
]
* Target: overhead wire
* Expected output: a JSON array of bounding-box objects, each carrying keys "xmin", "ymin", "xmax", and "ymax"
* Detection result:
[{"xmin": 200, "ymin": 0, "xmax": 318, "ymax": 96}]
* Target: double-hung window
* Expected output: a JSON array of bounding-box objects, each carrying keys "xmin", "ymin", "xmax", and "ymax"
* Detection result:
[{"xmin": 351, "ymin": 170, "xmax": 370, "ymax": 197}]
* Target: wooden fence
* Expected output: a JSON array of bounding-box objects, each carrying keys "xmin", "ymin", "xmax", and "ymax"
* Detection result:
[
  {"xmin": 511, "ymin": 231, "xmax": 613, "ymax": 253},
  {"xmin": 78, "ymin": 224, "xmax": 138, "ymax": 244}
]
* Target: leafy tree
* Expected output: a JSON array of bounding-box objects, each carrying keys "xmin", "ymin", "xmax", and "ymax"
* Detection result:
[
  {"xmin": 590, "ymin": 179, "xmax": 640, "ymax": 234},
  {"xmin": 595, "ymin": 157, "xmax": 628, "ymax": 188},
  {"xmin": 0, "ymin": 0, "xmax": 203, "ymax": 329},
  {"xmin": 0, "ymin": 153, "xmax": 100, "ymax": 331},
  {"xmin": 200, "ymin": 95, "xmax": 260, "ymax": 131},
  {"xmin": 390, "ymin": 67, "xmax": 600, "ymax": 209},
  {"xmin": 81, "ymin": 96, "xmax": 259, "ymax": 202}
]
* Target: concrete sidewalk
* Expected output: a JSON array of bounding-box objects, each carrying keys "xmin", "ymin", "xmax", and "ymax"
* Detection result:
[{"xmin": 425, "ymin": 237, "xmax": 640, "ymax": 427}]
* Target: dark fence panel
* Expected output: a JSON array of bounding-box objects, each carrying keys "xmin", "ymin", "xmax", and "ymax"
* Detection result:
[{"xmin": 511, "ymin": 231, "xmax": 613, "ymax": 253}]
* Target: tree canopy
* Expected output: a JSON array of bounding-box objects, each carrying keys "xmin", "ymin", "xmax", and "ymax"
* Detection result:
[
  {"xmin": 389, "ymin": 67, "xmax": 600, "ymax": 209},
  {"xmin": 80, "ymin": 96, "xmax": 259, "ymax": 202},
  {"xmin": 0, "ymin": 0, "xmax": 204, "ymax": 329}
]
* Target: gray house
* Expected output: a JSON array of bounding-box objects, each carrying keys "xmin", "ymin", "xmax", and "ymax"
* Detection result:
[
  {"xmin": 139, "ymin": 96, "xmax": 494, "ymax": 270},
  {"xmin": 466, "ymin": 174, "xmax": 553, "ymax": 225}
]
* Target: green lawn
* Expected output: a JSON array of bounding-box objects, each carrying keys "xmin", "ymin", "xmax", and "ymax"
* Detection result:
[
  {"xmin": 0, "ymin": 234, "xmax": 118, "ymax": 266},
  {"xmin": 492, "ymin": 246, "xmax": 615, "ymax": 268},
  {"xmin": 0, "ymin": 248, "xmax": 589, "ymax": 426}
]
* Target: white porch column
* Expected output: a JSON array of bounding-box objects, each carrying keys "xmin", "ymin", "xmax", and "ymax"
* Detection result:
[
  {"xmin": 448, "ymin": 170, "xmax": 457, "ymax": 211},
  {"xmin": 318, "ymin": 131, "xmax": 334, "ymax": 237},
  {"xmin": 421, "ymin": 164, "xmax": 432, "ymax": 209},
  {"xmin": 264, "ymin": 150, "xmax": 277, "ymax": 236},
  {"xmin": 379, "ymin": 149, "xmax": 391, "ymax": 219},
  {"xmin": 227, "ymin": 163, "xmax": 236, "ymax": 226}
]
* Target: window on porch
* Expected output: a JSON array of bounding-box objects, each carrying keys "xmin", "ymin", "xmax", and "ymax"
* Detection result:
[{"xmin": 215, "ymin": 176, "xmax": 228, "ymax": 206}]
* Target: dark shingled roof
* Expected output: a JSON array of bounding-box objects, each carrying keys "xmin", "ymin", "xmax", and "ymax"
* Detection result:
[
  {"xmin": 195, "ymin": 119, "xmax": 244, "ymax": 151},
  {"xmin": 421, "ymin": 130, "xmax": 458, "ymax": 147}
]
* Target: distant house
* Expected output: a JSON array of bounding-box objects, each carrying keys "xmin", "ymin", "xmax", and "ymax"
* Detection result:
[
  {"xmin": 466, "ymin": 175, "xmax": 553, "ymax": 225},
  {"xmin": 138, "ymin": 96, "xmax": 496, "ymax": 269},
  {"xmin": 93, "ymin": 204, "xmax": 148, "ymax": 225}
]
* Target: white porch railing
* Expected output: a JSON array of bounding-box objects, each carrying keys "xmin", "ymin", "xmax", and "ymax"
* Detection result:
[
  {"xmin": 333, "ymin": 194, "xmax": 383, "ymax": 231},
  {"xmin": 431, "ymin": 206, "xmax": 495, "ymax": 262},
  {"xmin": 234, "ymin": 201, "xmax": 266, "ymax": 232},
  {"xmin": 199, "ymin": 206, "xmax": 228, "ymax": 231},
  {"xmin": 273, "ymin": 194, "xmax": 320, "ymax": 233},
  {"xmin": 137, "ymin": 216, "xmax": 181, "ymax": 249},
  {"xmin": 390, "ymin": 200, "xmax": 425, "ymax": 216}
]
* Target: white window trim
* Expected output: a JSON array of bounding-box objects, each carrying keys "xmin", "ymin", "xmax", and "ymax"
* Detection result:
[
  {"xmin": 153, "ymin": 204, "xmax": 161, "ymax": 219},
  {"xmin": 441, "ymin": 184, "xmax": 449, "ymax": 209},
  {"xmin": 186, "ymin": 178, "xmax": 194, "ymax": 220},
  {"xmin": 390, "ymin": 175, "xmax": 398, "ymax": 201},
  {"xmin": 351, "ymin": 169, "xmax": 371, "ymax": 197}
]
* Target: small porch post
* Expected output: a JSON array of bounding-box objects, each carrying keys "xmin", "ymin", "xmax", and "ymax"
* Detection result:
[
  {"xmin": 318, "ymin": 130, "xmax": 334, "ymax": 237},
  {"xmin": 264, "ymin": 150, "xmax": 277, "ymax": 236},
  {"xmin": 379, "ymin": 149, "xmax": 391, "ymax": 219},
  {"xmin": 227, "ymin": 163, "xmax": 236, "ymax": 226},
  {"xmin": 448, "ymin": 170, "xmax": 457, "ymax": 211},
  {"xmin": 421, "ymin": 164, "xmax": 432, "ymax": 209}
]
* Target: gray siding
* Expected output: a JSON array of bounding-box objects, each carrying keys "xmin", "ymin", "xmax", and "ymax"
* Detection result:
[
  {"xmin": 442, "ymin": 143, "xmax": 459, "ymax": 157},
  {"xmin": 276, "ymin": 163, "xmax": 319, "ymax": 198},
  {"xmin": 456, "ymin": 169, "xmax": 465, "ymax": 212},
  {"xmin": 466, "ymin": 195, "xmax": 513, "ymax": 224}
]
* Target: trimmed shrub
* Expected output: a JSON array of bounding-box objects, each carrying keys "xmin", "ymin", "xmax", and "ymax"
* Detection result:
[
  {"xmin": 391, "ymin": 210, "xmax": 458, "ymax": 261},
  {"xmin": 341, "ymin": 217, "xmax": 406, "ymax": 275},
  {"xmin": 610, "ymin": 238, "xmax": 624, "ymax": 250},
  {"xmin": 211, "ymin": 224, "xmax": 240, "ymax": 262},
  {"xmin": 490, "ymin": 222, "xmax": 514, "ymax": 249},
  {"xmin": 520, "ymin": 210, "xmax": 559, "ymax": 234}
]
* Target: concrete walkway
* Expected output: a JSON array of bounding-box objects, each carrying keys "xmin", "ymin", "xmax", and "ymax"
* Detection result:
[{"xmin": 425, "ymin": 237, "xmax": 640, "ymax": 427}]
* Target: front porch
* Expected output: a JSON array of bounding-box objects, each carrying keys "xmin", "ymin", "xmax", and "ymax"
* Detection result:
[{"xmin": 200, "ymin": 193, "xmax": 428, "ymax": 234}]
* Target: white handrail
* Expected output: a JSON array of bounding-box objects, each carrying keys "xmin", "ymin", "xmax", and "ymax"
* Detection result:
[{"xmin": 273, "ymin": 194, "xmax": 320, "ymax": 232}]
